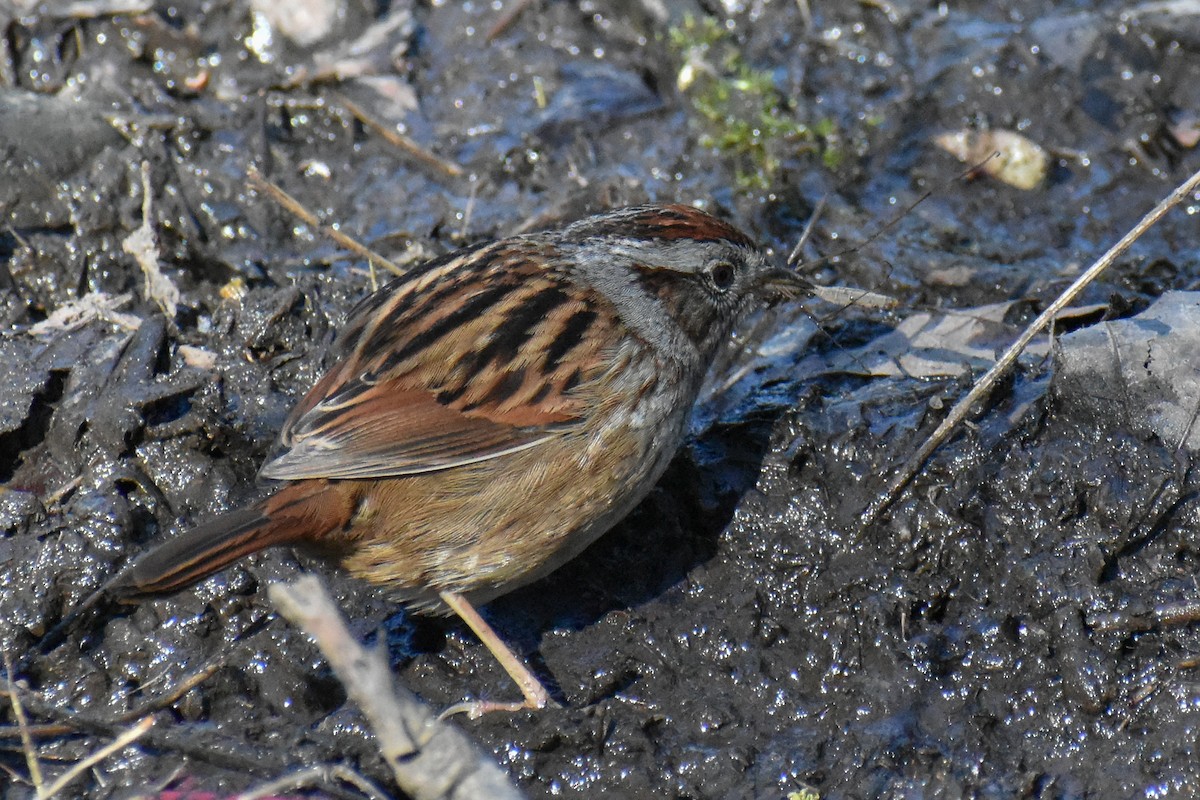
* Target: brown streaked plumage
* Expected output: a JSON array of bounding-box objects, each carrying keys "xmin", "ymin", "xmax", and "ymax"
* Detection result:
[{"xmin": 96, "ymin": 203, "xmax": 810, "ymax": 713}]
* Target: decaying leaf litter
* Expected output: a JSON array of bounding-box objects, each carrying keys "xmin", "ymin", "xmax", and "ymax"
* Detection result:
[{"xmin": 3, "ymin": 1, "xmax": 1200, "ymax": 798}]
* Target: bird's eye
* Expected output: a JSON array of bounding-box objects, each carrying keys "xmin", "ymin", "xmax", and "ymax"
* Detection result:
[{"xmin": 709, "ymin": 261, "xmax": 736, "ymax": 290}]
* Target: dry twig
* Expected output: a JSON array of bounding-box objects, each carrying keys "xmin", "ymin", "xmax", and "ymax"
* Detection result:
[
  {"xmin": 123, "ymin": 161, "xmax": 181, "ymax": 318},
  {"xmin": 4, "ymin": 652, "xmax": 44, "ymax": 795},
  {"xmin": 332, "ymin": 91, "xmax": 464, "ymax": 179},
  {"xmin": 246, "ymin": 166, "xmax": 408, "ymax": 277},
  {"xmin": 486, "ymin": 0, "xmax": 536, "ymax": 40},
  {"xmin": 786, "ymin": 195, "xmax": 826, "ymax": 267},
  {"xmin": 236, "ymin": 763, "xmax": 391, "ymax": 800},
  {"xmin": 0, "ymin": 684, "xmax": 283, "ymax": 776},
  {"xmin": 4, "ymin": 650, "xmax": 158, "ymax": 800},
  {"xmin": 268, "ymin": 575, "xmax": 525, "ymax": 800},
  {"xmin": 860, "ymin": 165, "xmax": 1200, "ymax": 527},
  {"xmin": 0, "ymin": 658, "xmax": 221, "ymax": 740},
  {"xmin": 39, "ymin": 716, "xmax": 155, "ymax": 799}
]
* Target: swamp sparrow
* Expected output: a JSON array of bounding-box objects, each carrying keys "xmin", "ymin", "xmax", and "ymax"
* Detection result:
[{"xmin": 95, "ymin": 204, "xmax": 809, "ymax": 712}]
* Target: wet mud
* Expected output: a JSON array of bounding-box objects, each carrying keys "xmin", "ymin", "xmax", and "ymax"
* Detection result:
[{"xmin": 2, "ymin": 1, "xmax": 1200, "ymax": 798}]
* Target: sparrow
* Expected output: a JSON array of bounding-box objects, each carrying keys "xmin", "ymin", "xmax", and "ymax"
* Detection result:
[{"xmin": 77, "ymin": 203, "xmax": 810, "ymax": 712}]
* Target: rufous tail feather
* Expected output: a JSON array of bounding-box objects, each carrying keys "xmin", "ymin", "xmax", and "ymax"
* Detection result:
[
  {"xmin": 112, "ymin": 480, "xmax": 351, "ymax": 599},
  {"xmin": 27, "ymin": 482, "xmax": 351, "ymax": 666}
]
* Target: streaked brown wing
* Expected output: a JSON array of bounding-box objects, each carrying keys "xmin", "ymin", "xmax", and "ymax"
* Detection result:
[{"xmin": 259, "ymin": 239, "xmax": 614, "ymax": 481}]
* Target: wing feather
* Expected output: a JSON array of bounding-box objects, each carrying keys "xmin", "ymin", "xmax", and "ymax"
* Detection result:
[{"xmin": 259, "ymin": 239, "xmax": 616, "ymax": 481}]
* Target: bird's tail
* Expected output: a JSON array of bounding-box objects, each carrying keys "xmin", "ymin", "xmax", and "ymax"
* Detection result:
[
  {"xmin": 111, "ymin": 479, "xmax": 352, "ymax": 599},
  {"xmin": 23, "ymin": 481, "xmax": 354, "ymax": 672}
]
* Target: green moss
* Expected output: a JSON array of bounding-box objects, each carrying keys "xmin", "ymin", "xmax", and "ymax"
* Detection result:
[
  {"xmin": 787, "ymin": 790, "xmax": 821, "ymax": 800},
  {"xmin": 668, "ymin": 14, "xmax": 841, "ymax": 190}
]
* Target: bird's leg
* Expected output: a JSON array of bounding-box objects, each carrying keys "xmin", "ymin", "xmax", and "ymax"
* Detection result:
[{"xmin": 438, "ymin": 589, "xmax": 558, "ymax": 718}]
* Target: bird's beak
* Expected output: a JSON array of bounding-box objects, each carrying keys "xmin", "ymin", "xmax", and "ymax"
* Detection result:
[{"xmin": 755, "ymin": 268, "xmax": 812, "ymax": 303}]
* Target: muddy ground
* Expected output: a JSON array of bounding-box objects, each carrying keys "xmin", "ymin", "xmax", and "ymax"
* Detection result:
[{"xmin": 2, "ymin": 0, "xmax": 1200, "ymax": 798}]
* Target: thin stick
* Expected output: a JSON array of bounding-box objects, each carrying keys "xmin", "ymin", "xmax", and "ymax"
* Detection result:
[
  {"xmin": 787, "ymin": 195, "xmax": 827, "ymax": 267},
  {"xmin": 0, "ymin": 660, "xmax": 220, "ymax": 740},
  {"xmin": 268, "ymin": 576, "xmax": 524, "ymax": 800},
  {"xmin": 794, "ymin": 0, "xmax": 814, "ymax": 29},
  {"xmin": 332, "ymin": 91, "xmax": 464, "ymax": 179},
  {"xmin": 805, "ymin": 156, "xmax": 999, "ymax": 276},
  {"xmin": 246, "ymin": 166, "xmax": 407, "ymax": 277},
  {"xmin": 39, "ymin": 716, "xmax": 155, "ymax": 799},
  {"xmin": 458, "ymin": 178, "xmax": 481, "ymax": 241},
  {"xmin": 860, "ymin": 166, "xmax": 1200, "ymax": 528},
  {"xmin": 43, "ymin": 475, "xmax": 83, "ymax": 507},
  {"xmin": 2, "ymin": 684, "xmax": 282, "ymax": 776},
  {"xmin": 0, "ymin": 721, "xmax": 72, "ymax": 739},
  {"xmin": 4, "ymin": 652, "xmax": 44, "ymax": 795},
  {"xmin": 55, "ymin": 0, "xmax": 153, "ymax": 18},
  {"xmin": 121, "ymin": 658, "xmax": 223, "ymax": 721},
  {"xmin": 236, "ymin": 763, "xmax": 391, "ymax": 800},
  {"xmin": 486, "ymin": 0, "xmax": 537, "ymax": 40}
]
